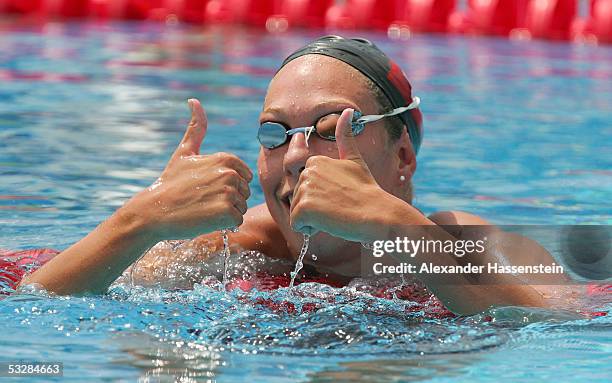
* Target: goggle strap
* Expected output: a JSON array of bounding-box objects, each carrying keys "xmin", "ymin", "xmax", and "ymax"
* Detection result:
[
  {"xmin": 385, "ymin": 96, "xmax": 421, "ymax": 117},
  {"xmin": 304, "ymin": 125, "xmax": 314, "ymax": 147},
  {"xmin": 285, "ymin": 126, "xmax": 316, "ymax": 147},
  {"xmin": 355, "ymin": 96, "xmax": 421, "ymax": 124}
]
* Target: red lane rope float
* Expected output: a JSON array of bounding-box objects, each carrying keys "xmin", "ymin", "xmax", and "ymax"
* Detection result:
[
  {"xmin": 575, "ymin": 0, "xmax": 612, "ymax": 43},
  {"xmin": 122, "ymin": 0, "xmax": 160, "ymax": 20},
  {"xmin": 591, "ymin": 0, "xmax": 612, "ymax": 43},
  {"xmin": 391, "ymin": 0, "xmax": 456, "ymax": 34},
  {"xmin": 0, "ymin": 0, "xmax": 43, "ymax": 15},
  {"xmin": 267, "ymin": 0, "xmax": 332, "ymax": 31},
  {"xmin": 449, "ymin": 0, "xmax": 529, "ymax": 36},
  {"xmin": 164, "ymin": 0, "xmax": 209, "ymax": 23},
  {"xmin": 325, "ymin": 0, "xmax": 399, "ymax": 30},
  {"xmin": 524, "ymin": 0, "xmax": 578, "ymax": 41},
  {"xmin": 41, "ymin": 0, "xmax": 91, "ymax": 19},
  {"xmin": 87, "ymin": 0, "xmax": 169, "ymax": 21},
  {"xmin": 0, "ymin": 1, "xmax": 609, "ymax": 44},
  {"xmin": 205, "ymin": 0, "xmax": 276, "ymax": 26}
]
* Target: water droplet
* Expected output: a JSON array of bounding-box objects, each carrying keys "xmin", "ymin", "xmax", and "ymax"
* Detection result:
[
  {"xmin": 220, "ymin": 227, "xmax": 239, "ymax": 287},
  {"xmin": 289, "ymin": 233, "xmax": 310, "ymax": 288}
]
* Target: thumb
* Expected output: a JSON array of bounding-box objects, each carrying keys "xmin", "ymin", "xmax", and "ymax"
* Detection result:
[
  {"xmin": 335, "ymin": 108, "xmax": 364, "ymax": 164},
  {"xmin": 173, "ymin": 98, "xmax": 207, "ymax": 159}
]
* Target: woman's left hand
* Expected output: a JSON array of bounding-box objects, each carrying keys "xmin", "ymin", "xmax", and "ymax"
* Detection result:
[{"xmin": 289, "ymin": 108, "xmax": 408, "ymax": 242}]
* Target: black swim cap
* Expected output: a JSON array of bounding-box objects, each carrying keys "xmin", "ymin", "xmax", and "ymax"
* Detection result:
[{"xmin": 279, "ymin": 35, "xmax": 423, "ymax": 154}]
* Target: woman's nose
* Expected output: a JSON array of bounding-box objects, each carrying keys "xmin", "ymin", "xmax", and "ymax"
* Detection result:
[{"xmin": 282, "ymin": 132, "xmax": 310, "ymax": 177}]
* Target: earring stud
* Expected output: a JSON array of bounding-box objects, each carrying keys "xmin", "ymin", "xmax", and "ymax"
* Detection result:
[{"xmin": 400, "ymin": 175, "xmax": 406, "ymax": 182}]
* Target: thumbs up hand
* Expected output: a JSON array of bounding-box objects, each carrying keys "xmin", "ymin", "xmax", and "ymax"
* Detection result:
[
  {"xmin": 289, "ymin": 109, "xmax": 405, "ymax": 242},
  {"xmin": 126, "ymin": 98, "xmax": 252, "ymax": 240}
]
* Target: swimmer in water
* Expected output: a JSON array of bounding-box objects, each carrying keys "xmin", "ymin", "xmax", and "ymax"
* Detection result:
[{"xmin": 20, "ymin": 36, "xmax": 581, "ymax": 315}]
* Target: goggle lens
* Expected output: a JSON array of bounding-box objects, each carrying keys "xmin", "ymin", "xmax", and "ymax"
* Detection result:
[
  {"xmin": 257, "ymin": 97, "xmax": 420, "ymax": 151},
  {"xmin": 257, "ymin": 111, "xmax": 366, "ymax": 149},
  {"xmin": 313, "ymin": 113, "xmax": 339, "ymax": 140},
  {"xmin": 258, "ymin": 122, "xmax": 288, "ymax": 149}
]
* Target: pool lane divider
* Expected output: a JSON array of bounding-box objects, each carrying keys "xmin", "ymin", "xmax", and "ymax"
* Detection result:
[{"xmin": 0, "ymin": 0, "xmax": 609, "ymax": 44}]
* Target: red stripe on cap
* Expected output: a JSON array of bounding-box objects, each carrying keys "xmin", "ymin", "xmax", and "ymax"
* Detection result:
[
  {"xmin": 387, "ymin": 59, "xmax": 423, "ymax": 151},
  {"xmin": 387, "ymin": 60, "xmax": 413, "ymax": 102}
]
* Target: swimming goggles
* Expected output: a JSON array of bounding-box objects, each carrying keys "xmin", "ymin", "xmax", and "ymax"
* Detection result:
[{"xmin": 258, "ymin": 96, "xmax": 420, "ymax": 149}]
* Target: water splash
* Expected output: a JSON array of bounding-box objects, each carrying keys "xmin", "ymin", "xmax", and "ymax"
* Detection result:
[
  {"xmin": 391, "ymin": 273, "xmax": 409, "ymax": 301},
  {"xmin": 129, "ymin": 251, "xmax": 147, "ymax": 289},
  {"xmin": 129, "ymin": 261, "xmax": 137, "ymax": 288},
  {"xmin": 4, "ymin": 250, "xmax": 609, "ymax": 382},
  {"xmin": 128, "ymin": 225, "xmax": 239, "ymax": 290},
  {"xmin": 221, "ymin": 230, "xmax": 230, "ymax": 287},
  {"xmin": 289, "ymin": 233, "xmax": 310, "ymax": 289},
  {"xmin": 221, "ymin": 227, "xmax": 239, "ymax": 288}
]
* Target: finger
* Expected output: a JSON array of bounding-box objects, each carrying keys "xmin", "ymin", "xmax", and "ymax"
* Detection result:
[
  {"xmin": 224, "ymin": 193, "xmax": 247, "ymax": 218},
  {"xmin": 233, "ymin": 198, "xmax": 248, "ymax": 215},
  {"xmin": 173, "ymin": 98, "xmax": 207, "ymax": 160},
  {"xmin": 289, "ymin": 171, "xmax": 307, "ymax": 217},
  {"xmin": 226, "ymin": 186, "xmax": 247, "ymax": 214},
  {"xmin": 288, "ymin": 183, "xmax": 317, "ymax": 236},
  {"xmin": 218, "ymin": 168, "xmax": 250, "ymax": 200},
  {"xmin": 215, "ymin": 153, "xmax": 253, "ymax": 182},
  {"xmin": 225, "ymin": 171, "xmax": 250, "ymax": 200},
  {"xmin": 290, "ymin": 209, "xmax": 318, "ymax": 236},
  {"xmin": 235, "ymin": 176, "xmax": 251, "ymax": 200},
  {"xmin": 299, "ymin": 225, "xmax": 316, "ymax": 236},
  {"xmin": 335, "ymin": 108, "xmax": 364, "ymax": 164},
  {"xmin": 230, "ymin": 158, "xmax": 253, "ymax": 183},
  {"xmin": 180, "ymin": 154, "xmax": 252, "ymax": 183},
  {"xmin": 226, "ymin": 206, "xmax": 244, "ymax": 228}
]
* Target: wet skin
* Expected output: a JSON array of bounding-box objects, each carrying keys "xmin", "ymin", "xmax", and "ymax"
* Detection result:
[
  {"xmin": 22, "ymin": 55, "xmax": 575, "ymax": 315},
  {"xmin": 257, "ymin": 55, "xmax": 418, "ymax": 276}
]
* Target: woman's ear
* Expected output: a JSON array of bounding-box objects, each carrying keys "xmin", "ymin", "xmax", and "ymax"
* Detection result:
[{"xmin": 396, "ymin": 128, "xmax": 416, "ymax": 180}]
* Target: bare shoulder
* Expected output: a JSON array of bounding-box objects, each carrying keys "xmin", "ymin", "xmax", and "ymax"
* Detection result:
[
  {"xmin": 241, "ymin": 204, "xmax": 287, "ymax": 251},
  {"xmin": 128, "ymin": 204, "xmax": 289, "ymax": 287},
  {"xmin": 195, "ymin": 203, "xmax": 289, "ymax": 260},
  {"xmin": 428, "ymin": 210, "xmax": 491, "ymax": 226},
  {"xmin": 426, "ymin": 210, "xmax": 495, "ymax": 241},
  {"xmin": 426, "ymin": 211, "xmax": 587, "ymax": 310},
  {"xmin": 242, "ymin": 203, "xmax": 280, "ymax": 232}
]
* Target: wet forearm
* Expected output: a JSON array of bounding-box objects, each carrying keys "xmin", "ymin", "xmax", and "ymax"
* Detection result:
[
  {"xmin": 20, "ymin": 205, "xmax": 157, "ymax": 295},
  {"xmin": 383, "ymin": 205, "xmax": 545, "ymax": 315}
]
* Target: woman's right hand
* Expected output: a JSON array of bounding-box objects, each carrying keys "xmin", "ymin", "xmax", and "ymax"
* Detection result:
[{"xmin": 124, "ymin": 98, "xmax": 252, "ymax": 240}]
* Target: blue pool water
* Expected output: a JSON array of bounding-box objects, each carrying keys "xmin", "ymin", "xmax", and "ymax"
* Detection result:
[{"xmin": 1, "ymin": 21, "xmax": 611, "ymax": 382}]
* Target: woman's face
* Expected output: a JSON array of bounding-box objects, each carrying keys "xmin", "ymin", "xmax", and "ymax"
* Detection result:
[{"xmin": 257, "ymin": 55, "xmax": 414, "ymax": 267}]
